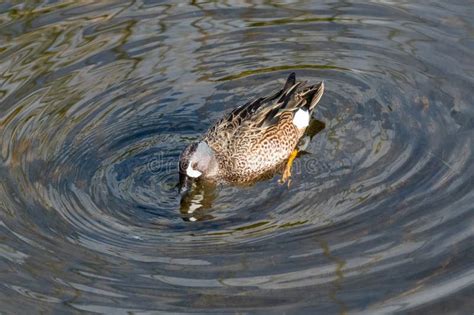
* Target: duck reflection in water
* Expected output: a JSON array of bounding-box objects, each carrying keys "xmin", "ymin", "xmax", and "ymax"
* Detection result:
[{"xmin": 179, "ymin": 118, "xmax": 325, "ymax": 222}]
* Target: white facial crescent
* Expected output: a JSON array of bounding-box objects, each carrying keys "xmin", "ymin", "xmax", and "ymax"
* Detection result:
[{"xmin": 186, "ymin": 164, "xmax": 202, "ymax": 178}]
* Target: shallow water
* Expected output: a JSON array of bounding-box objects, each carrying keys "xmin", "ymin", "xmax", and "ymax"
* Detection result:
[{"xmin": 1, "ymin": 1, "xmax": 473, "ymax": 313}]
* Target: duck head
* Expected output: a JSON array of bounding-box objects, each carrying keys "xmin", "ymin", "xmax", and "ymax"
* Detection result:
[{"xmin": 178, "ymin": 141, "xmax": 218, "ymax": 194}]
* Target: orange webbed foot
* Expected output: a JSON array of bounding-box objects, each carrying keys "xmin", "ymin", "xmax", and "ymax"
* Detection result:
[{"xmin": 279, "ymin": 149, "xmax": 298, "ymax": 187}]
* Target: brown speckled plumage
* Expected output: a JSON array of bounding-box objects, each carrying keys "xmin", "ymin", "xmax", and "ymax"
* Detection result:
[{"xmin": 200, "ymin": 72, "xmax": 325, "ymax": 183}]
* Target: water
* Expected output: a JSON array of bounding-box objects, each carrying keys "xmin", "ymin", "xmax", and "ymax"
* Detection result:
[{"xmin": 1, "ymin": 1, "xmax": 473, "ymax": 313}]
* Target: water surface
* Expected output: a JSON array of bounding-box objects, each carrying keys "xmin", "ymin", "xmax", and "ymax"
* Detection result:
[{"xmin": 0, "ymin": 1, "xmax": 473, "ymax": 313}]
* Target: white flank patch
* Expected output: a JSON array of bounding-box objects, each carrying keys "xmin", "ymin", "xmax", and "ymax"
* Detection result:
[
  {"xmin": 293, "ymin": 109, "xmax": 310, "ymax": 129},
  {"xmin": 186, "ymin": 164, "xmax": 202, "ymax": 178}
]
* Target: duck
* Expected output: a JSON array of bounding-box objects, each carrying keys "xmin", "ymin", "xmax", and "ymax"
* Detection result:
[{"xmin": 178, "ymin": 72, "xmax": 325, "ymax": 193}]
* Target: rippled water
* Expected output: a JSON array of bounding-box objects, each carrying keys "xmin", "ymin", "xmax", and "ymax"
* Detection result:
[{"xmin": 1, "ymin": 1, "xmax": 473, "ymax": 313}]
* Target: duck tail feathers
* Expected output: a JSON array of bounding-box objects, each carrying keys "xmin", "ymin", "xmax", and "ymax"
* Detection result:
[{"xmin": 301, "ymin": 81, "xmax": 324, "ymax": 112}]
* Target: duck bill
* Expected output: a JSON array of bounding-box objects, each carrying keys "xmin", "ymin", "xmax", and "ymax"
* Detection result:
[{"xmin": 178, "ymin": 172, "xmax": 193, "ymax": 195}]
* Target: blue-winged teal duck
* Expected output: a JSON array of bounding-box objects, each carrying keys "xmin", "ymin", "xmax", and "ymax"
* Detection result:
[{"xmin": 179, "ymin": 72, "xmax": 324, "ymax": 192}]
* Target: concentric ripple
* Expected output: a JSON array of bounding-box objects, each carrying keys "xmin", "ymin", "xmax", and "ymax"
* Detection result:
[{"xmin": 0, "ymin": 1, "xmax": 473, "ymax": 313}]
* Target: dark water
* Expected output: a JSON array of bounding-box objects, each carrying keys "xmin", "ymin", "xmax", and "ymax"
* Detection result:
[{"xmin": 1, "ymin": 1, "xmax": 473, "ymax": 313}]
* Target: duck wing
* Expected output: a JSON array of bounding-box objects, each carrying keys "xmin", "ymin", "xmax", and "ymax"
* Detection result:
[
  {"xmin": 204, "ymin": 73, "xmax": 324, "ymax": 156},
  {"xmin": 203, "ymin": 72, "xmax": 296, "ymax": 152},
  {"xmin": 257, "ymin": 80, "xmax": 324, "ymax": 128},
  {"xmin": 229, "ymin": 79, "xmax": 324, "ymax": 158}
]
